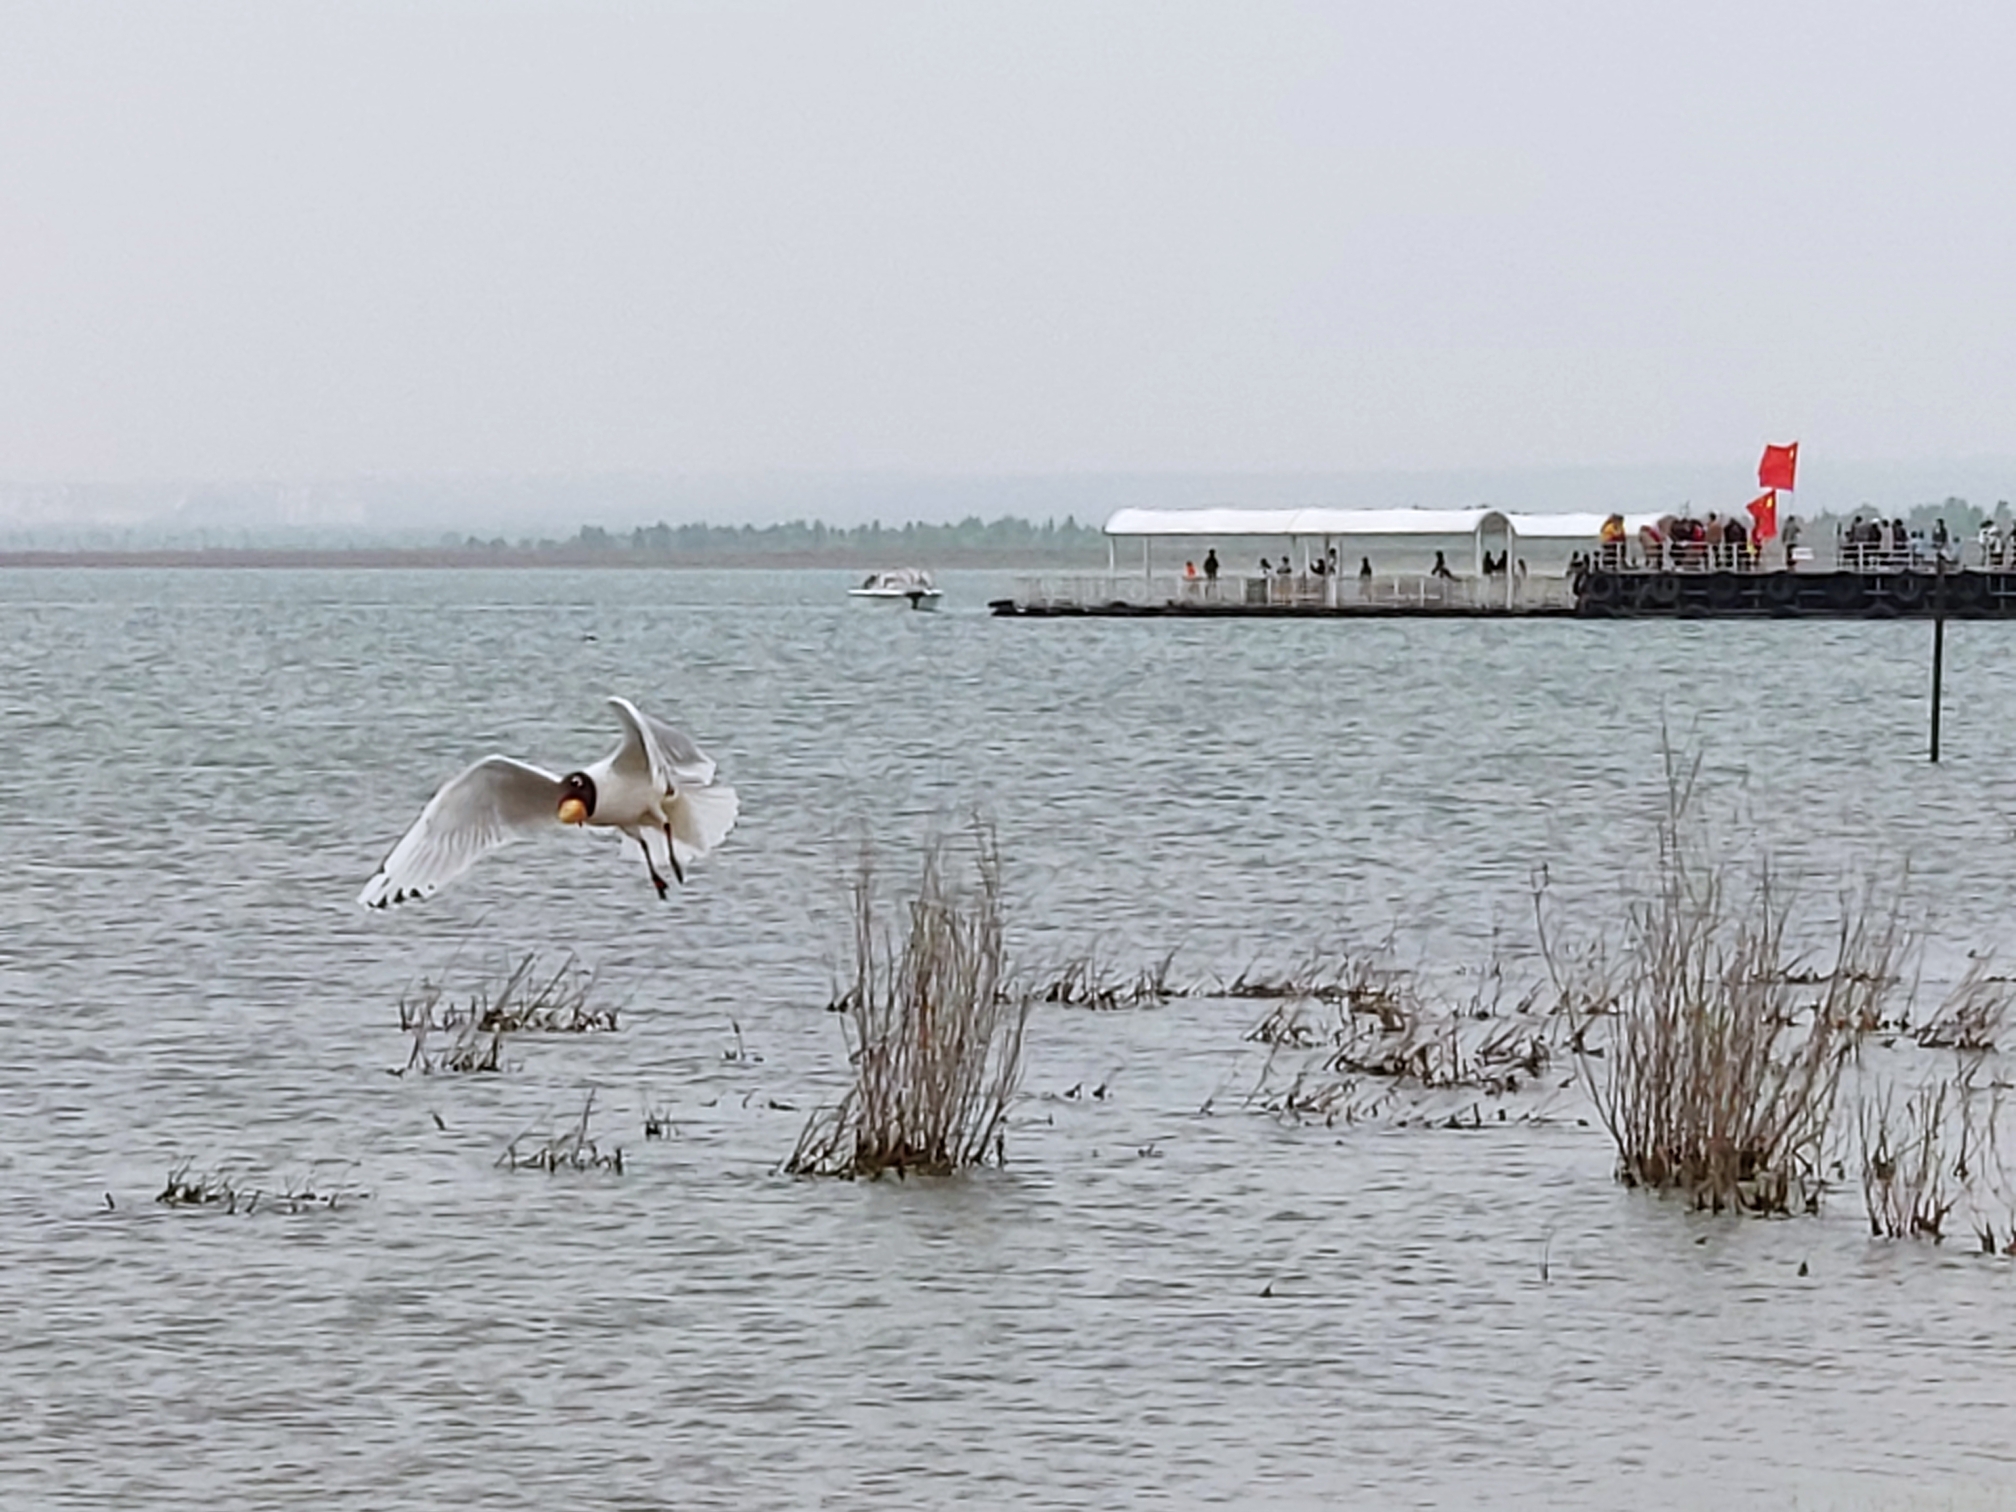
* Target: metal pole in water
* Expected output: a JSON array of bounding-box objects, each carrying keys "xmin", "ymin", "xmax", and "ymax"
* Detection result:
[{"xmin": 1931, "ymin": 553, "xmax": 1947, "ymax": 763}]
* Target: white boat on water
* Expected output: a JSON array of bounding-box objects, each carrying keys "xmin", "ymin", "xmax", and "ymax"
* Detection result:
[{"xmin": 848, "ymin": 568, "xmax": 943, "ymax": 610}]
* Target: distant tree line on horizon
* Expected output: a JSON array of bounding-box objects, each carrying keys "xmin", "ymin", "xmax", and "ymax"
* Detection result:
[
  {"xmin": 1806, "ymin": 495, "xmax": 2011, "ymax": 538},
  {"xmin": 447, "ymin": 514, "xmax": 1106, "ymax": 557}
]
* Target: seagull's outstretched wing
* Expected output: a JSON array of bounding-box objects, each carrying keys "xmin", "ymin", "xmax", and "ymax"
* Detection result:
[
  {"xmin": 606, "ymin": 696, "xmax": 718, "ymax": 791},
  {"xmin": 359, "ymin": 755, "xmax": 563, "ymax": 907}
]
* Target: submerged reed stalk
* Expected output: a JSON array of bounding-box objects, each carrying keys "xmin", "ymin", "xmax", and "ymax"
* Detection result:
[
  {"xmin": 1581, "ymin": 748, "xmax": 1905, "ymax": 1216},
  {"xmin": 788, "ymin": 826, "xmax": 1029, "ymax": 1178}
]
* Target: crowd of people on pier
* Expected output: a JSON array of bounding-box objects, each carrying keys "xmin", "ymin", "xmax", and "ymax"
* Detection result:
[
  {"xmin": 1176, "ymin": 545, "xmax": 1543, "ymax": 586},
  {"xmin": 1834, "ymin": 514, "xmax": 1970, "ymax": 572},
  {"xmin": 1596, "ymin": 510, "xmax": 1785, "ymax": 572},
  {"xmin": 1172, "ymin": 541, "xmax": 1540, "ymax": 607}
]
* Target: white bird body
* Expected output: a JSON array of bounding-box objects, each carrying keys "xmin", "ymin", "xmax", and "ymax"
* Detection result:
[{"xmin": 360, "ymin": 697, "xmax": 739, "ymax": 907}]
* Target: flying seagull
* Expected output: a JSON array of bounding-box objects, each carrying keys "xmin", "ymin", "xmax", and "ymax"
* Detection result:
[{"xmin": 359, "ymin": 697, "xmax": 739, "ymax": 907}]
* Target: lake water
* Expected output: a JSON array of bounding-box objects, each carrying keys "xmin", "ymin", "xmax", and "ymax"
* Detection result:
[{"xmin": 4, "ymin": 567, "xmax": 2016, "ymax": 1510}]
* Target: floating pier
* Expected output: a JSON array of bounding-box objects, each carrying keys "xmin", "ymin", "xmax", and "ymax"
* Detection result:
[
  {"xmin": 1572, "ymin": 567, "xmax": 2006, "ymax": 618},
  {"xmin": 989, "ymin": 505, "xmax": 2011, "ymax": 621},
  {"xmin": 991, "ymin": 568, "xmax": 2011, "ymax": 620}
]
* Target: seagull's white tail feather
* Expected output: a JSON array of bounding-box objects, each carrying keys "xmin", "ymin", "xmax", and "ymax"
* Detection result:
[{"xmin": 668, "ymin": 782, "xmax": 739, "ymax": 869}]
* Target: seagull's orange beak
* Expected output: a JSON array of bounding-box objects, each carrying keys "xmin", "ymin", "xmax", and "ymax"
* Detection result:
[{"xmin": 557, "ymin": 797, "xmax": 589, "ymax": 826}]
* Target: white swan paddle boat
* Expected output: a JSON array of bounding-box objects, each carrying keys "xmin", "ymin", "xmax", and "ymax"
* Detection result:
[{"xmin": 848, "ymin": 568, "xmax": 943, "ymax": 610}]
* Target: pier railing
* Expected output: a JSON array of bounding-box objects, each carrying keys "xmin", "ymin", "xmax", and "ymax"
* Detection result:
[
  {"xmin": 1009, "ymin": 572, "xmax": 1580, "ymax": 613},
  {"xmin": 1616, "ymin": 541, "xmax": 1976, "ymax": 574}
]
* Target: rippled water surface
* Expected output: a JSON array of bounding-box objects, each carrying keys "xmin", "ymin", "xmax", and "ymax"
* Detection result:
[{"xmin": 6, "ymin": 567, "xmax": 2016, "ymax": 1510}]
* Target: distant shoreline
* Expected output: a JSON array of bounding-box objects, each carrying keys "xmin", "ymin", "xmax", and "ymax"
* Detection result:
[{"xmin": 0, "ymin": 547, "xmax": 1106, "ymax": 571}]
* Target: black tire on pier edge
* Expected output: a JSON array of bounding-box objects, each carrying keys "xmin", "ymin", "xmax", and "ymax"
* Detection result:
[
  {"xmin": 1889, "ymin": 573, "xmax": 1928, "ymax": 611},
  {"xmin": 1643, "ymin": 572, "xmax": 1681, "ymax": 611},
  {"xmin": 1762, "ymin": 574, "xmax": 1801, "ymax": 614},
  {"xmin": 1705, "ymin": 571, "xmax": 1741, "ymax": 610},
  {"xmin": 1826, "ymin": 575, "xmax": 1869, "ymax": 612},
  {"xmin": 1581, "ymin": 571, "xmax": 1619, "ymax": 610},
  {"xmin": 1952, "ymin": 572, "xmax": 1987, "ymax": 612}
]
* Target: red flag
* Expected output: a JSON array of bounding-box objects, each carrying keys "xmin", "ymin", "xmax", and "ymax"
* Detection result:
[
  {"xmin": 1759, "ymin": 442, "xmax": 1798, "ymax": 491},
  {"xmin": 1746, "ymin": 489, "xmax": 1778, "ymax": 542}
]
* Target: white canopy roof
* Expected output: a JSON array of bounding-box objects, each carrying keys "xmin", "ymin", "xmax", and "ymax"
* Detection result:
[
  {"xmin": 1104, "ymin": 506, "xmax": 1490, "ymax": 538},
  {"xmin": 1505, "ymin": 511, "xmax": 1670, "ymax": 539},
  {"xmin": 1102, "ymin": 506, "xmax": 1669, "ymax": 541}
]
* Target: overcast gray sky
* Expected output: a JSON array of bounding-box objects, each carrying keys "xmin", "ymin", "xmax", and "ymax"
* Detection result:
[{"xmin": 2, "ymin": 1, "xmax": 2012, "ymax": 496}]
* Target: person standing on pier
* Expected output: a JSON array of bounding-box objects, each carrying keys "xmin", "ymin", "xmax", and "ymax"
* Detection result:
[
  {"xmin": 1600, "ymin": 513, "xmax": 1626, "ymax": 570},
  {"xmin": 1203, "ymin": 549, "xmax": 1219, "ymax": 582},
  {"xmin": 1639, "ymin": 519, "xmax": 1665, "ymax": 570}
]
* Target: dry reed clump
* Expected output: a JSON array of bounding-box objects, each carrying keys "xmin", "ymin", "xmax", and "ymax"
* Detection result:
[
  {"xmin": 1327, "ymin": 1008, "xmax": 1554, "ymax": 1095},
  {"xmin": 1249, "ymin": 1066, "xmax": 1367, "ymax": 1125},
  {"xmin": 1858, "ymin": 1061, "xmax": 2016, "ymax": 1249},
  {"xmin": 1245, "ymin": 1002, "xmax": 1327, "ymax": 1048},
  {"xmin": 399, "ymin": 951, "xmax": 615, "ymax": 1039},
  {"xmin": 1029, "ymin": 950, "xmax": 1179, "ymax": 1010},
  {"xmin": 1242, "ymin": 946, "xmax": 1420, "ymax": 1048},
  {"xmin": 1243, "ymin": 951, "xmax": 1569, "ymax": 1128},
  {"xmin": 1859, "ymin": 1081, "xmax": 1958, "ymax": 1241},
  {"xmin": 498, "ymin": 1091, "xmax": 624, "ymax": 1174},
  {"xmin": 156, "ymin": 1161, "xmax": 359, "ymax": 1214},
  {"xmin": 397, "ymin": 1012, "xmax": 504, "ymax": 1076},
  {"xmin": 157, "ymin": 1163, "xmax": 240, "ymax": 1209},
  {"xmin": 1914, "ymin": 957, "xmax": 2015, "ymax": 1052},
  {"xmin": 787, "ymin": 827, "xmax": 1029, "ymax": 1178},
  {"xmin": 1031, "ymin": 942, "xmax": 1416, "ymax": 1014},
  {"xmin": 1228, "ymin": 945, "xmax": 1413, "ymax": 1013},
  {"xmin": 1564, "ymin": 749, "xmax": 1908, "ymax": 1216}
]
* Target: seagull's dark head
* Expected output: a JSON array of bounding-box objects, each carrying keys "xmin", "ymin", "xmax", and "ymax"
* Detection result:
[{"xmin": 557, "ymin": 771, "xmax": 596, "ymax": 826}]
